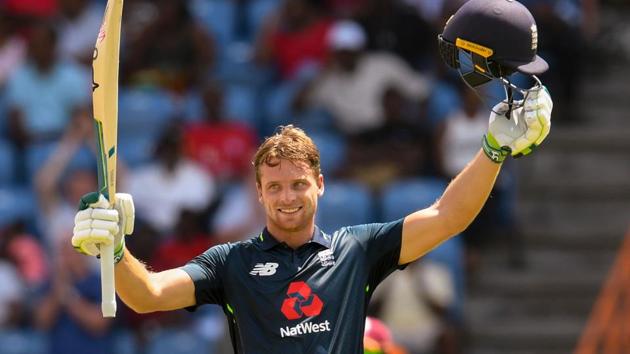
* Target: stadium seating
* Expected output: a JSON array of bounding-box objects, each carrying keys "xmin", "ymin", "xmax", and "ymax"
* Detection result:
[
  {"xmin": 0, "ymin": 139, "xmax": 16, "ymax": 186},
  {"xmin": 308, "ymin": 131, "xmax": 347, "ymax": 177},
  {"xmin": 224, "ymin": 83, "xmax": 259, "ymax": 127},
  {"xmin": 24, "ymin": 142, "xmax": 95, "ymax": 182},
  {"xmin": 0, "ymin": 330, "xmax": 46, "ymax": 354},
  {"xmin": 0, "ymin": 89, "xmax": 8, "ymax": 138},
  {"xmin": 118, "ymin": 134, "xmax": 157, "ymax": 168},
  {"xmin": 117, "ymin": 88, "xmax": 177, "ymax": 140},
  {"xmin": 381, "ymin": 177, "xmax": 447, "ymax": 220},
  {"xmin": 316, "ymin": 180, "xmax": 374, "ymax": 234},
  {"xmin": 0, "ymin": 187, "xmax": 37, "ymax": 229},
  {"xmin": 113, "ymin": 329, "xmax": 139, "ymax": 354}
]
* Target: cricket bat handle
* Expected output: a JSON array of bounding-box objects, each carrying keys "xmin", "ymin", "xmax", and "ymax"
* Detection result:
[{"xmin": 100, "ymin": 243, "xmax": 116, "ymax": 317}]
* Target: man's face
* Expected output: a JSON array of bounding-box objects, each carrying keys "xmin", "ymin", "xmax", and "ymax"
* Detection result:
[{"xmin": 257, "ymin": 159, "xmax": 324, "ymax": 237}]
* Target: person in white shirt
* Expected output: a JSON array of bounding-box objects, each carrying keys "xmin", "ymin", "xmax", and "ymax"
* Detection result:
[
  {"xmin": 299, "ymin": 20, "xmax": 431, "ymax": 136},
  {"xmin": 124, "ymin": 125, "xmax": 216, "ymax": 235}
]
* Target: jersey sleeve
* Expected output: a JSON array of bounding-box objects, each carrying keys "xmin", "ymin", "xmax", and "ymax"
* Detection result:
[
  {"xmin": 352, "ymin": 219, "xmax": 406, "ymax": 287},
  {"xmin": 181, "ymin": 243, "xmax": 232, "ymax": 307}
]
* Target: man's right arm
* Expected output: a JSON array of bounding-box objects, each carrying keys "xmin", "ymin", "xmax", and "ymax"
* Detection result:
[{"xmin": 114, "ymin": 248, "xmax": 196, "ymax": 313}]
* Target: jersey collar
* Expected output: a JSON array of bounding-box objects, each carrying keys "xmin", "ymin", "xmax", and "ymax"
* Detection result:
[{"xmin": 258, "ymin": 226, "xmax": 332, "ymax": 251}]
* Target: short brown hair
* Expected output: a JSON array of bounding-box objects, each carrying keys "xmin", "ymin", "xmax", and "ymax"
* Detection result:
[{"xmin": 253, "ymin": 125, "xmax": 321, "ymax": 183}]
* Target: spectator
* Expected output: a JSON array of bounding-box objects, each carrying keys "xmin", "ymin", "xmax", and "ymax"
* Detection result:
[
  {"xmin": 369, "ymin": 260, "xmax": 459, "ymax": 354},
  {"xmin": 3, "ymin": 0, "xmax": 57, "ymax": 20},
  {"xmin": 6, "ymin": 21, "xmax": 90, "ymax": 148},
  {"xmin": 123, "ymin": 0, "xmax": 215, "ymax": 94},
  {"xmin": 33, "ymin": 236, "xmax": 114, "ymax": 354},
  {"xmin": 34, "ymin": 113, "xmax": 97, "ymax": 250},
  {"xmin": 151, "ymin": 210, "xmax": 215, "ymax": 272},
  {"xmin": 0, "ymin": 221, "xmax": 48, "ymax": 291},
  {"xmin": 210, "ymin": 173, "xmax": 266, "ymax": 244},
  {"xmin": 0, "ymin": 228, "xmax": 26, "ymax": 329},
  {"xmin": 0, "ymin": 10, "xmax": 26, "ymax": 89},
  {"xmin": 56, "ymin": 0, "xmax": 105, "ymax": 66},
  {"xmin": 364, "ymin": 316, "xmax": 408, "ymax": 354},
  {"xmin": 435, "ymin": 86, "xmax": 488, "ymax": 179},
  {"xmin": 341, "ymin": 85, "xmax": 433, "ymax": 190},
  {"xmin": 354, "ymin": 0, "xmax": 435, "ymax": 69},
  {"xmin": 183, "ymin": 81, "xmax": 258, "ymax": 182},
  {"xmin": 521, "ymin": 0, "xmax": 595, "ymax": 123},
  {"xmin": 296, "ymin": 20, "xmax": 431, "ymax": 136},
  {"xmin": 255, "ymin": 0, "xmax": 333, "ymax": 79},
  {"xmin": 124, "ymin": 124, "xmax": 217, "ymax": 235}
]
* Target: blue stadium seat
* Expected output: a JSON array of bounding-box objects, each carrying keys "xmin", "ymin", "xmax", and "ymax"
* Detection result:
[
  {"xmin": 0, "ymin": 187, "xmax": 37, "ymax": 228},
  {"xmin": 0, "ymin": 89, "xmax": 8, "ymax": 138},
  {"xmin": 0, "ymin": 139, "xmax": 16, "ymax": 186},
  {"xmin": 262, "ymin": 81, "xmax": 298, "ymax": 133},
  {"xmin": 25, "ymin": 143, "xmax": 96, "ymax": 181},
  {"xmin": 118, "ymin": 134, "xmax": 157, "ymax": 168},
  {"xmin": 247, "ymin": 0, "xmax": 280, "ymax": 36},
  {"xmin": 316, "ymin": 180, "xmax": 374, "ymax": 234},
  {"xmin": 308, "ymin": 132, "xmax": 347, "ymax": 177},
  {"xmin": 190, "ymin": 0, "xmax": 235, "ymax": 48},
  {"xmin": 113, "ymin": 329, "xmax": 139, "ymax": 354},
  {"xmin": 118, "ymin": 88, "xmax": 177, "ymax": 140},
  {"xmin": 0, "ymin": 329, "xmax": 46, "ymax": 354},
  {"xmin": 381, "ymin": 178, "xmax": 447, "ymax": 221},
  {"xmin": 146, "ymin": 329, "xmax": 211, "ymax": 354},
  {"xmin": 426, "ymin": 81, "xmax": 461, "ymax": 127},
  {"xmin": 179, "ymin": 90, "xmax": 204, "ymax": 123},
  {"xmin": 224, "ymin": 84, "xmax": 259, "ymax": 127},
  {"xmin": 24, "ymin": 143, "xmax": 57, "ymax": 179}
]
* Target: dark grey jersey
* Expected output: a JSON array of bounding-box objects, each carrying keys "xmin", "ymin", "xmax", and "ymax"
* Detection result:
[{"xmin": 182, "ymin": 220, "xmax": 405, "ymax": 354}]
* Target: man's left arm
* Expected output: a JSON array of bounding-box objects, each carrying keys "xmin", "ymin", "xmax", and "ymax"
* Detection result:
[{"xmin": 399, "ymin": 86, "xmax": 552, "ymax": 264}]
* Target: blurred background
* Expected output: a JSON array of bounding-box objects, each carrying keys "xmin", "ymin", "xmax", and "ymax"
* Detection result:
[{"xmin": 0, "ymin": 0, "xmax": 628, "ymax": 353}]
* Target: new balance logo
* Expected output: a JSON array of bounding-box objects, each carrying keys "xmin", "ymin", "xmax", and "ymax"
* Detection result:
[{"xmin": 250, "ymin": 262, "xmax": 279, "ymax": 276}]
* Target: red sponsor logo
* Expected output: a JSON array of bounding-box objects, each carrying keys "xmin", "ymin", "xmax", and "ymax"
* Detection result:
[{"xmin": 280, "ymin": 281, "xmax": 323, "ymax": 320}]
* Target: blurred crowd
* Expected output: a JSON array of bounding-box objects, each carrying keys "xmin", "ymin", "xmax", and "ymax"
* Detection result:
[{"xmin": 0, "ymin": 0, "xmax": 600, "ymax": 353}]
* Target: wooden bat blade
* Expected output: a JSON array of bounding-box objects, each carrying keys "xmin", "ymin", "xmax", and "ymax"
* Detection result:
[
  {"xmin": 93, "ymin": 0, "xmax": 123, "ymax": 204},
  {"xmin": 92, "ymin": 0, "xmax": 124, "ymax": 318}
]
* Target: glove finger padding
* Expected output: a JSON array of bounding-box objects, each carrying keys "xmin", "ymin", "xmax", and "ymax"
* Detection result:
[
  {"xmin": 72, "ymin": 192, "xmax": 135, "ymax": 259},
  {"xmin": 72, "ymin": 227, "xmax": 114, "ymax": 256},
  {"xmin": 114, "ymin": 193, "xmax": 135, "ymax": 236}
]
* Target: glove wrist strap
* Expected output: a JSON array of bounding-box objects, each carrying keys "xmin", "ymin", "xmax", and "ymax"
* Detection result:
[
  {"xmin": 482, "ymin": 135, "xmax": 509, "ymax": 164},
  {"xmin": 114, "ymin": 238, "xmax": 125, "ymax": 264}
]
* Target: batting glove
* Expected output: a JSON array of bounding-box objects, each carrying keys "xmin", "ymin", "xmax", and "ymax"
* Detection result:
[
  {"xmin": 72, "ymin": 192, "xmax": 135, "ymax": 263},
  {"xmin": 482, "ymin": 86, "xmax": 553, "ymax": 163}
]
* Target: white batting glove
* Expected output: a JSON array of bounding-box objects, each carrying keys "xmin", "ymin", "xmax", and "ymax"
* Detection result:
[
  {"xmin": 482, "ymin": 86, "xmax": 553, "ymax": 163},
  {"xmin": 72, "ymin": 192, "xmax": 134, "ymax": 263}
]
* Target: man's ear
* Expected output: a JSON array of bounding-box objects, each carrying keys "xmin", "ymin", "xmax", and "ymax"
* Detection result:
[
  {"xmin": 317, "ymin": 174, "xmax": 325, "ymax": 197},
  {"xmin": 256, "ymin": 183, "xmax": 263, "ymax": 203}
]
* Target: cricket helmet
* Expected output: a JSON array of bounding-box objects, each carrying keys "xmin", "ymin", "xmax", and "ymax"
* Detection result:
[{"xmin": 438, "ymin": 0, "xmax": 548, "ymax": 88}]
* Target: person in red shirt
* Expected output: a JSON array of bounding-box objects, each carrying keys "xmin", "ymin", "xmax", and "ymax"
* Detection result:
[
  {"xmin": 151, "ymin": 210, "xmax": 215, "ymax": 272},
  {"xmin": 254, "ymin": 0, "xmax": 333, "ymax": 79},
  {"xmin": 183, "ymin": 81, "xmax": 257, "ymax": 182}
]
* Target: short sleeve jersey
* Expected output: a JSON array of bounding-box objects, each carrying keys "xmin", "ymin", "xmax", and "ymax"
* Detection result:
[{"xmin": 182, "ymin": 220, "xmax": 405, "ymax": 354}]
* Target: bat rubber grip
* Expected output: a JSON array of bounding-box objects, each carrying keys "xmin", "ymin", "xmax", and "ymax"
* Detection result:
[{"xmin": 100, "ymin": 243, "xmax": 117, "ymax": 317}]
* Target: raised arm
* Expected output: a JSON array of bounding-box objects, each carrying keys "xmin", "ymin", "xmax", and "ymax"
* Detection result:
[
  {"xmin": 399, "ymin": 87, "xmax": 552, "ymax": 264},
  {"xmin": 399, "ymin": 151, "xmax": 500, "ymax": 264}
]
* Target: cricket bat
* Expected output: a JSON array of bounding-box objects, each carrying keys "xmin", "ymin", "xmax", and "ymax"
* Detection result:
[{"xmin": 92, "ymin": 0, "xmax": 124, "ymax": 318}]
